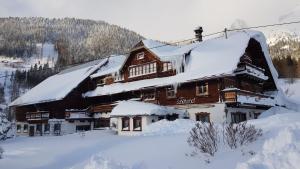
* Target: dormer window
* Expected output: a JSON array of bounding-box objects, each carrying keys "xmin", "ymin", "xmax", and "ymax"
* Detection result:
[
  {"xmin": 136, "ymin": 52, "xmax": 144, "ymax": 60},
  {"xmin": 163, "ymin": 62, "xmax": 173, "ymax": 72}
]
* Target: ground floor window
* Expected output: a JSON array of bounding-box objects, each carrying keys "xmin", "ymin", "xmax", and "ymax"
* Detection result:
[
  {"xmin": 195, "ymin": 112, "xmax": 210, "ymax": 123},
  {"xmin": 17, "ymin": 124, "xmax": 21, "ymax": 133},
  {"xmin": 133, "ymin": 117, "xmax": 142, "ymax": 131},
  {"xmin": 36, "ymin": 124, "xmax": 42, "ymax": 135},
  {"xmin": 23, "ymin": 124, "xmax": 28, "ymax": 133},
  {"xmin": 44, "ymin": 124, "xmax": 50, "ymax": 133},
  {"xmin": 54, "ymin": 123, "xmax": 61, "ymax": 135},
  {"xmin": 231, "ymin": 112, "xmax": 247, "ymax": 123},
  {"xmin": 94, "ymin": 118, "xmax": 110, "ymax": 128},
  {"xmin": 122, "ymin": 117, "xmax": 130, "ymax": 131},
  {"xmin": 254, "ymin": 113, "xmax": 261, "ymax": 119}
]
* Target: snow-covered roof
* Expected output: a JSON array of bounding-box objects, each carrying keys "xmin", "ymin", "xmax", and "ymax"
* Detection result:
[
  {"xmin": 110, "ymin": 100, "xmax": 185, "ymax": 116},
  {"xmin": 90, "ymin": 55, "xmax": 126, "ymax": 79},
  {"xmin": 141, "ymin": 39, "xmax": 180, "ymax": 61},
  {"xmin": 10, "ymin": 58, "xmax": 108, "ymax": 107},
  {"xmin": 85, "ymin": 30, "xmax": 279, "ymax": 97}
]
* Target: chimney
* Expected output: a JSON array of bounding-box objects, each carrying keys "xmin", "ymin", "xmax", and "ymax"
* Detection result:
[{"xmin": 194, "ymin": 26, "xmax": 203, "ymax": 42}]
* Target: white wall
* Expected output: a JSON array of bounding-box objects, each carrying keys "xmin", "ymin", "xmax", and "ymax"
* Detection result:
[
  {"xmin": 178, "ymin": 103, "xmax": 226, "ymax": 123},
  {"xmin": 16, "ymin": 119, "xmax": 94, "ymax": 136},
  {"xmin": 116, "ymin": 116, "xmax": 159, "ymax": 136}
]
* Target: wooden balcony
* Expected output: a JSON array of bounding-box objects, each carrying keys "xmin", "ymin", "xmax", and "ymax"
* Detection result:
[
  {"xmin": 26, "ymin": 111, "xmax": 50, "ymax": 121},
  {"xmin": 223, "ymin": 88, "xmax": 275, "ymax": 106},
  {"xmin": 234, "ymin": 64, "xmax": 268, "ymax": 81}
]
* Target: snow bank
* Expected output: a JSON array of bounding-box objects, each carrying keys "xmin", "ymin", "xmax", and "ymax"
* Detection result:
[
  {"xmin": 111, "ymin": 100, "xmax": 185, "ymax": 116},
  {"xmin": 258, "ymin": 106, "xmax": 298, "ymax": 118},
  {"xmin": 236, "ymin": 126, "xmax": 300, "ymax": 169},
  {"xmin": 138, "ymin": 119, "xmax": 195, "ymax": 136},
  {"xmin": 73, "ymin": 153, "xmax": 148, "ymax": 169}
]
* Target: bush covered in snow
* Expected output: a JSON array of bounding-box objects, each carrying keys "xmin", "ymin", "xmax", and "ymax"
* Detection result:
[
  {"xmin": 187, "ymin": 122, "xmax": 220, "ymax": 156},
  {"xmin": 187, "ymin": 121, "xmax": 262, "ymax": 157},
  {"xmin": 223, "ymin": 121, "xmax": 262, "ymax": 149}
]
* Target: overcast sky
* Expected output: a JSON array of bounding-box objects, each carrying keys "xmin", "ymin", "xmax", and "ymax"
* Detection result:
[{"xmin": 0, "ymin": 0, "xmax": 299, "ymax": 41}]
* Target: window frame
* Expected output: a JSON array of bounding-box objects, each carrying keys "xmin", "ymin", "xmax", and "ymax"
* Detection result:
[
  {"xmin": 121, "ymin": 117, "xmax": 130, "ymax": 131},
  {"xmin": 166, "ymin": 86, "xmax": 176, "ymax": 99},
  {"xmin": 143, "ymin": 91, "xmax": 156, "ymax": 101},
  {"xmin": 196, "ymin": 82, "xmax": 209, "ymax": 96},
  {"xmin": 23, "ymin": 124, "xmax": 28, "ymax": 133},
  {"xmin": 136, "ymin": 52, "xmax": 145, "ymax": 60},
  {"xmin": 133, "ymin": 116, "xmax": 142, "ymax": 131},
  {"xmin": 44, "ymin": 124, "xmax": 50, "ymax": 133},
  {"xmin": 17, "ymin": 124, "xmax": 21, "ymax": 133}
]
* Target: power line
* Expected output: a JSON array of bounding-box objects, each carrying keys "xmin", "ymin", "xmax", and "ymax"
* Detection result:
[
  {"xmin": 227, "ymin": 20, "xmax": 300, "ymax": 32},
  {"xmin": 1, "ymin": 20, "xmax": 300, "ymax": 79}
]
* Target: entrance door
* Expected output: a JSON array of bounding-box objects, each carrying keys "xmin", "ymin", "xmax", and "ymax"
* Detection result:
[{"xmin": 29, "ymin": 126, "xmax": 35, "ymax": 137}]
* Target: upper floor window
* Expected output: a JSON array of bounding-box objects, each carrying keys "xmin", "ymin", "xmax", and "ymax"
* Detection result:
[
  {"xmin": 129, "ymin": 62, "xmax": 157, "ymax": 78},
  {"xmin": 163, "ymin": 62, "xmax": 173, "ymax": 72},
  {"xmin": 97, "ymin": 78, "xmax": 105, "ymax": 86},
  {"xmin": 114, "ymin": 74, "xmax": 124, "ymax": 82},
  {"xmin": 136, "ymin": 52, "xmax": 144, "ymax": 60},
  {"xmin": 166, "ymin": 86, "xmax": 176, "ymax": 98},
  {"xmin": 196, "ymin": 82, "xmax": 208, "ymax": 96}
]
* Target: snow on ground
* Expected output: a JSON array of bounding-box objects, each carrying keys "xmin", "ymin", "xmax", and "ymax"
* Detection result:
[
  {"xmin": 278, "ymin": 78, "xmax": 300, "ymax": 103},
  {"xmin": 1, "ymin": 108, "xmax": 300, "ymax": 169}
]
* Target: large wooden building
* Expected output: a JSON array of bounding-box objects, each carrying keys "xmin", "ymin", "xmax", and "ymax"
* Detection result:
[{"xmin": 10, "ymin": 30, "xmax": 283, "ymax": 136}]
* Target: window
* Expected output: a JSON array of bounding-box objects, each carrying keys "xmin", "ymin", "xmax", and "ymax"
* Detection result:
[
  {"xmin": 196, "ymin": 83, "xmax": 208, "ymax": 96},
  {"xmin": 17, "ymin": 124, "xmax": 21, "ymax": 133},
  {"xmin": 76, "ymin": 125, "xmax": 91, "ymax": 132},
  {"xmin": 145, "ymin": 64, "xmax": 149, "ymax": 74},
  {"xmin": 143, "ymin": 91, "xmax": 156, "ymax": 100},
  {"xmin": 195, "ymin": 112, "xmax": 210, "ymax": 123},
  {"xmin": 138, "ymin": 66, "xmax": 142, "ymax": 75},
  {"xmin": 129, "ymin": 68, "xmax": 133, "ymax": 77},
  {"xmin": 231, "ymin": 112, "xmax": 247, "ymax": 123},
  {"xmin": 166, "ymin": 86, "xmax": 176, "ymax": 98},
  {"xmin": 254, "ymin": 113, "xmax": 261, "ymax": 119},
  {"xmin": 114, "ymin": 74, "xmax": 124, "ymax": 82},
  {"xmin": 36, "ymin": 124, "xmax": 42, "ymax": 135},
  {"xmin": 122, "ymin": 117, "xmax": 130, "ymax": 131},
  {"xmin": 44, "ymin": 124, "xmax": 50, "ymax": 133},
  {"xmin": 136, "ymin": 52, "xmax": 144, "ymax": 60},
  {"xmin": 133, "ymin": 117, "xmax": 142, "ymax": 131},
  {"xmin": 128, "ymin": 62, "xmax": 157, "ymax": 78},
  {"xmin": 54, "ymin": 123, "xmax": 61, "ymax": 135},
  {"xmin": 97, "ymin": 78, "xmax": 105, "ymax": 86},
  {"xmin": 23, "ymin": 124, "xmax": 28, "ymax": 133},
  {"xmin": 163, "ymin": 62, "xmax": 173, "ymax": 72}
]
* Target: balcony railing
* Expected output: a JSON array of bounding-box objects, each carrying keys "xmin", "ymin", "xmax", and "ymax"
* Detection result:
[
  {"xmin": 234, "ymin": 64, "xmax": 268, "ymax": 81},
  {"xmin": 26, "ymin": 111, "xmax": 50, "ymax": 120},
  {"xmin": 223, "ymin": 88, "xmax": 275, "ymax": 106}
]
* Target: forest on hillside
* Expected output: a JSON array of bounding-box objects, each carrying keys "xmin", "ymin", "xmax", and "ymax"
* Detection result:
[
  {"xmin": 0, "ymin": 17, "xmax": 143, "ymax": 67},
  {"xmin": 269, "ymin": 36, "xmax": 300, "ymax": 80}
]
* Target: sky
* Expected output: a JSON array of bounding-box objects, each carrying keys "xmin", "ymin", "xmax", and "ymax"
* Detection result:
[{"xmin": 0, "ymin": 0, "xmax": 299, "ymax": 41}]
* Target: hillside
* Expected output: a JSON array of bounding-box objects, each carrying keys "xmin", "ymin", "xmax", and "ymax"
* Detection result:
[{"xmin": 0, "ymin": 17, "xmax": 143, "ymax": 66}]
